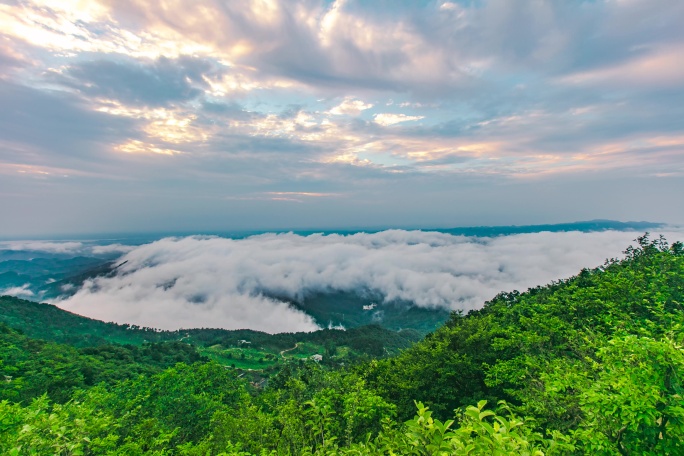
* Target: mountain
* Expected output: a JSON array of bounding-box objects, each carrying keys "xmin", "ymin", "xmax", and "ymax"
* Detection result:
[
  {"xmin": 0, "ymin": 253, "xmax": 118, "ymax": 300},
  {"xmin": 437, "ymin": 219, "xmax": 663, "ymax": 237}
]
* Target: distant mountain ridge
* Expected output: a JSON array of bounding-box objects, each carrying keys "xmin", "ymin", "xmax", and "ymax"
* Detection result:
[
  {"xmin": 0, "ymin": 218, "xmax": 663, "ymax": 242},
  {"xmin": 436, "ymin": 219, "xmax": 663, "ymax": 237}
]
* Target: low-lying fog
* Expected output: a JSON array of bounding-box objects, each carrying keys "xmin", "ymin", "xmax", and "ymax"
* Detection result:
[{"xmin": 7, "ymin": 228, "xmax": 672, "ymax": 333}]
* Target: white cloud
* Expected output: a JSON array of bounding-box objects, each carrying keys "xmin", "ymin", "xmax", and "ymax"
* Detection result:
[
  {"xmin": 329, "ymin": 97, "xmax": 374, "ymax": 116},
  {"xmin": 55, "ymin": 229, "xmax": 684, "ymax": 333},
  {"xmin": 90, "ymin": 243, "xmax": 137, "ymax": 255},
  {"xmin": 0, "ymin": 284, "xmax": 34, "ymax": 298},
  {"xmin": 374, "ymin": 113, "xmax": 424, "ymax": 126},
  {"xmin": 0, "ymin": 241, "xmax": 84, "ymax": 253},
  {"xmin": 0, "ymin": 240, "xmax": 135, "ymax": 256}
]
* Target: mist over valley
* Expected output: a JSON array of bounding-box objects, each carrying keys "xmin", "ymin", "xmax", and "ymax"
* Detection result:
[{"xmin": 2, "ymin": 220, "xmax": 679, "ymax": 334}]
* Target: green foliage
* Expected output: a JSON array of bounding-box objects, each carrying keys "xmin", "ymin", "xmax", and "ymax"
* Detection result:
[
  {"xmin": 398, "ymin": 400, "xmax": 559, "ymax": 455},
  {"xmin": 303, "ymin": 400, "xmax": 571, "ymax": 455},
  {"xmin": 0, "ymin": 323, "xmax": 206, "ymax": 404},
  {"xmin": 366, "ymin": 234, "xmax": 684, "ymax": 422},
  {"xmin": 548, "ymin": 335, "xmax": 684, "ymax": 455},
  {"xmin": 0, "ymin": 395, "xmax": 120, "ymax": 455},
  {"xmin": 0, "ymin": 296, "xmax": 172, "ymax": 347}
]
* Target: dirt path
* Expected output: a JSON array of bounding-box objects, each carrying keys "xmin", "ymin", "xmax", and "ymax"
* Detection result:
[{"xmin": 280, "ymin": 343, "xmax": 300, "ymax": 358}]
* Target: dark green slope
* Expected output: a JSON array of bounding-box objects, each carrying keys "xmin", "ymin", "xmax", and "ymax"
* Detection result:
[
  {"xmin": 0, "ymin": 295, "xmax": 421, "ymax": 363},
  {"xmin": 0, "ymin": 255, "xmax": 114, "ymax": 300},
  {"xmin": 365, "ymin": 236, "xmax": 684, "ymax": 423},
  {"xmin": 0, "ymin": 296, "xmax": 171, "ymax": 346},
  {"xmin": 0, "ymin": 322, "xmax": 206, "ymax": 404},
  {"xmin": 287, "ymin": 291, "xmax": 450, "ymax": 332}
]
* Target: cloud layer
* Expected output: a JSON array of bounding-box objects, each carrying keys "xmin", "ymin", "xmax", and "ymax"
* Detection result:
[
  {"xmin": 0, "ymin": 240, "xmax": 135, "ymax": 256},
  {"xmin": 56, "ymin": 229, "xmax": 684, "ymax": 332}
]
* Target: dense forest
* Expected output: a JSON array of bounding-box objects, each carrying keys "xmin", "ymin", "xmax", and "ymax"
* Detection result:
[{"xmin": 1, "ymin": 234, "xmax": 683, "ymax": 454}]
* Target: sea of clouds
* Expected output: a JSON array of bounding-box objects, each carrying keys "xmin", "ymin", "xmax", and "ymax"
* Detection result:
[
  {"xmin": 34, "ymin": 229, "xmax": 681, "ymax": 333},
  {"xmin": 0, "ymin": 240, "xmax": 136, "ymax": 255}
]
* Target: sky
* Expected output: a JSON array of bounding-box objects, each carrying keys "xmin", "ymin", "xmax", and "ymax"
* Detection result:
[{"xmin": 1, "ymin": 0, "xmax": 683, "ymax": 237}]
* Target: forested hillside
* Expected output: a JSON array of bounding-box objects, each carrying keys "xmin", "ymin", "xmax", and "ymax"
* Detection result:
[
  {"xmin": 1, "ymin": 235, "xmax": 683, "ymax": 454},
  {"xmin": 0, "ymin": 296, "xmax": 421, "ymax": 362}
]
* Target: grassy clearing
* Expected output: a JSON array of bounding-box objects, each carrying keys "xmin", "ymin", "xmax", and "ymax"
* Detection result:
[{"xmin": 199, "ymin": 345, "xmax": 281, "ymax": 369}]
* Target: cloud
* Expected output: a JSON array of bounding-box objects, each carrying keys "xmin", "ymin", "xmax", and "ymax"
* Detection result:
[
  {"xmin": 0, "ymin": 80, "xmax": 137, "ymax": 162},
  {"xmin": 329, "ymin": 97, "xmax": 373, "ymax": 116},
  {"xmin": 0, "ymin": 240, "xmax": 84, "ymax": 253},
  {"xmin": 0, "ymin": 240, "xmax": 135, "ymax": 256},
  {"xmin": 1, "ymin": 0, "xmax": 684, "ymax": 235},
  {"xmin": 0, "ymin": 284, "xmax": 34, "ymax": 298},
  {"xmin": 559, "ymin": 45, "xmax": 684, "ymax": 89},
  {"xmin": 55, "ymin": 229, "xmax": 684, "ymax": 332},
  {"xmin": 90, "ymin": 243, "xmax": 137, "ymax": 255},
  {"xmin": 56, "ymin": 56, "xmax": 224, "ymax": 107},
  {"xmin": 0, "ymin": 42, "xmax": 28, "ymax": 72},
  {"xmin": 374, "ymin": 113, "xmax": 424, "ymax": 126}
]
